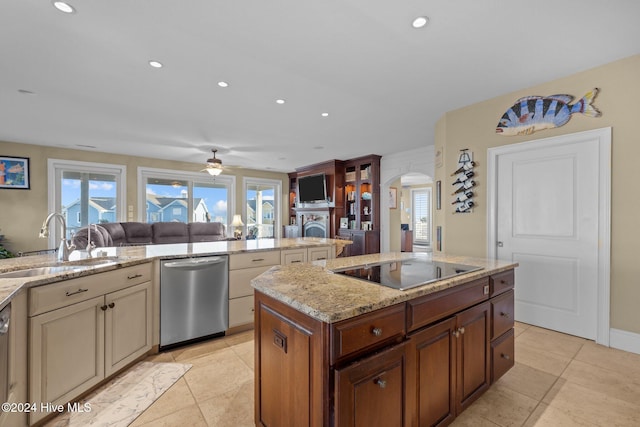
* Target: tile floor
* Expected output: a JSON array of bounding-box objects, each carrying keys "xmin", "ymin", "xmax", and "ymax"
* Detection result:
[{"xmin": 130, "ymin": 322, "xmax": 640, "ymax": 427}]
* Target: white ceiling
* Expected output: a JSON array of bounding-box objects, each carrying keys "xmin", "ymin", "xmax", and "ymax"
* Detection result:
[{"xmin": 1, "ymin": 1, "xmax": 639, "ymax": 173}]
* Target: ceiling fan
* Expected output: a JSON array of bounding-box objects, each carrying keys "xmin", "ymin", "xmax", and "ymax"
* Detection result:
[{"xmin": 201, "ymin": 149, "xmax": 224, "ymax": 176}]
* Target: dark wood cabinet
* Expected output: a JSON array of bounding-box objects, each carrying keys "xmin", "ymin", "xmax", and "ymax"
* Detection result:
[
  {"xmin": 335, "ymin": 343, "xmax": 407, "ymax": 427},
  {"xmin": 406, "ymin": 301, "xmax": 490, "ymax": 426},
  {"xmin": 342, "ymin": 155, "xmax": 381, "ymax": 255},
  {"xmin": 337, "ymin": 229, "xmax": 379, "ymax": 256}
]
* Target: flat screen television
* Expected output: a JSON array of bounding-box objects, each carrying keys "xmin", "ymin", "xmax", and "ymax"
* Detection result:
[{"xmin": 298, "ymin": 173, "xmax": 327, "ymax": 203}]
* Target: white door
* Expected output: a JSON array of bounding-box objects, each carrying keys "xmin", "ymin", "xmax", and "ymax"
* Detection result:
[{"xmin": 494, "ymin": 130, "xmax": 610, "ymax": 340}]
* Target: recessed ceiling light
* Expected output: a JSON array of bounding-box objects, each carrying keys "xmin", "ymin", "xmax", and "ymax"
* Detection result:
[
  {"xmin": 321, "ymin": 112, "xmax": 329, "ymax": 117},
  {"xmin": 148, "ymin": 60, "xmax": 163, "ymax": 68},
  {"xmin": 53, "ymin": 1, "xmax": 75, "ymax": 14},
  {"xmin": 217, "ymin": 81, "xmax": 229, "ymax": 88},
  {"xmin": 276, "ymin": 99, "xmax": 285, "ymax": 104},
  {"xmin": 412, "ymin": 16, "xmax": 429, "ymax": 29}
]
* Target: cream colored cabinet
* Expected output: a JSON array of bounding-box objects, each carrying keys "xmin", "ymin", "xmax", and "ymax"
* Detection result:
[
  {"xmin": 28, "ymin": 263, "xmax": 152, "ymax": 424},
  {"xmin": 228, "ymin": 251, "xmax": 280, "ymax": 329},
  {"xmin": 228, "ymin": 246, "xmax": 335, "ymax": 330},
  {"xmin": 281, "ymin": 248, "xmax": 307, "ymax": 265},
  {"xmin": 308, "ymin": 245, "xmax": 332, "ymax": 261}
]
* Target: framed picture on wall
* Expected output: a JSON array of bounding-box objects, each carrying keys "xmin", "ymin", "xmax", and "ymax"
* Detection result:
[
  {"xmin": 0, "ymin": 156, "xmax": 30, "ymax": 189},
  {"xmin": 389, "ymin": 187, "xmax": 397, "ymax": 209}
]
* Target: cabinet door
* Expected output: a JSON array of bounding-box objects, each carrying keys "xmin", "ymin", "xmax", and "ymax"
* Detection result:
[
  {"xmin": 29, "ymin": 296, "xmax": 105, "ymax": 424},
  {"xmin": 406, "ymin": 317, "xmax": 456, "ymax": 427},
  {"xmin": 229, "ymin": 295, "xmax": 255, "ymax": 328},
  {"xmin": 335, "ymin": 343, "xmax": 406, "ymax": 427},
  {"xmin": 105, "ymin": 281, "xmax": 152, "ymax": 376},
  {"xmin": 456, "ymin": 301, "xmax": 491, "ymax": 412}
]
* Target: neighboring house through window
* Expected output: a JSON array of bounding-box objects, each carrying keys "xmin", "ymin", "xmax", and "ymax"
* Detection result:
[
  {"xmin": 47, "ymin": 159, "xmax": 126, "ymax": 246},
  {"xmin": 244, "ymin": 177, "xmax": 281, "ymax": 239},
  {"xmin": 138, "ymin": 167, "xmax": 235, "ymax": 230}
]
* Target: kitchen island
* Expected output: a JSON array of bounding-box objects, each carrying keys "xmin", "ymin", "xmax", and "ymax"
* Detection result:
[{"xmin": 252, "ymin": 252, "xmax": 517, "ymax": 427}]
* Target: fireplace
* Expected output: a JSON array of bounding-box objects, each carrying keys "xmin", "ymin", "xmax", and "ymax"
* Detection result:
[{"xmin": 301, "ymin": 212, "xmax": 328, "ymax": 238}]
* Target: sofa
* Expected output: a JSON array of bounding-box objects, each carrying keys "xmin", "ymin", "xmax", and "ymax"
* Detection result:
[{"xmin": 72, "ymin": 221, "xmax": 227, "ymax": 249}]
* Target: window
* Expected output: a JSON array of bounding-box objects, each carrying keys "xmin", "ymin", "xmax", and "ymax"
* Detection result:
[
  {"xmin": 48, "ymin": 159, "xmax": 126, "ymax": 245},
  {"xmin": 138, "ymin": 167, "xmax": 235, "ymax": 228},
  {"xmin": 412, "ymin": 188, "xmax": 431, "ymax": 245},
  {"xmin": 244, "ymin": 177, "xmax": 281, "ymax": 239}
]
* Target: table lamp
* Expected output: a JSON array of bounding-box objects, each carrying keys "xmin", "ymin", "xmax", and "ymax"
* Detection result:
[{"xmin": 231, "ymin": 214, "xmax": 244, "ymax": 240}]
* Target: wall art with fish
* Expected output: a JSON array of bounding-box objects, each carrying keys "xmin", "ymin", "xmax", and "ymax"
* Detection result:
[{"xmin": 496, "ymin": 88, "xmax": 601, "ymax": 136}]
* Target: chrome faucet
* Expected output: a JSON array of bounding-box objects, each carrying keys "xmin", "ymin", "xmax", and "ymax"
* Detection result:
[
  {"xmin": 39, "ymin": 212, "xmax": 75, "ymax": 262},
  {"xmin": 86, "ymin": 223, "xmax": 96, "ymax": 258}
]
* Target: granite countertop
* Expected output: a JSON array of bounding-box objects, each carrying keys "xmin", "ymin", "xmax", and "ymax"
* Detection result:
[
  {"xmin": 0, "ymin": 237, "xmax": 346, "ymax": 310},
  {"xmin": 251, "ymin": 252, "xmax": 518, "ymax": 323}
]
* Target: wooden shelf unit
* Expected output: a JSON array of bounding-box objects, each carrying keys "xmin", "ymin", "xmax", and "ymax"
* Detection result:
[{"xmin": 339, "ymin": 155, "xmax": 381, "ymax": 255}]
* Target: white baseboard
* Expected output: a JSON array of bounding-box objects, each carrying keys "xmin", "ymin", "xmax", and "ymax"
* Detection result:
[{"xmin": 609, "ymin": 328, "xmax": 640, "ymax": 355}]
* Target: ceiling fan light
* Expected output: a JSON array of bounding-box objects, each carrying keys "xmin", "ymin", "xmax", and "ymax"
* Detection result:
[{"xmin": 205, "ymin": 167, "xmax": 223, "ymax": 176}]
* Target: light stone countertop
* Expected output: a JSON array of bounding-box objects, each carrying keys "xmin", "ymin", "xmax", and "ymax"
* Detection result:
[
  {"xmin": 0, "ymin": 237, "xmax": 347, "ymax": 310},
  {"xmin": 251, "ymin": 252, "xmax": 518, "ymax": 323}
]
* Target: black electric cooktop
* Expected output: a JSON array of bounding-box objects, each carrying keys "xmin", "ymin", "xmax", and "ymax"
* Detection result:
[{"xmin": 333, "ymin": 257, "xmax": 482, "ymax": 291}]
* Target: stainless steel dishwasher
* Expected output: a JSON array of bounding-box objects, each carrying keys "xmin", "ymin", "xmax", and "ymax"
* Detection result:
[{"xmin": 160, "ymin": 256, "xmax": 228, "ymax": 349}]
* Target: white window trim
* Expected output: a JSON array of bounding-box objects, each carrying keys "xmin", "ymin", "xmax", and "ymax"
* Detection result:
[
  {"xmin": 243, "ymin": 176, "xmax": 282, "ymax": 239},
  {"xmin": 47, "ymin": 158, "xmax": 127, "ymax": 248},
  {"xmin": 137, "ymin": 166, "xmax": 235, "ymax": 224}
]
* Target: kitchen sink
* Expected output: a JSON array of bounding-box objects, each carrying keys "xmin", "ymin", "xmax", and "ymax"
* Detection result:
[
  {"xmin": 0, "ymin": 257, "xmax": 123, "ymax": 279},
  {"xmin": 0, "ymin": 265, "xmax": 94, "ymax": 279}
]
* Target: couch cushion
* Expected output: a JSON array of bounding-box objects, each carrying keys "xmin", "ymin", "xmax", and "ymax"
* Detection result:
[
  {"xmin": 100, "ymin": 222, "xmax": 127, "ymax": 246},
  {"xmin": 188, "ymin": 222, "xmax": 226, "ymax": 242},
  {"xmin": 71, "ymin": 224, "xmax": 113, "ymax": 249},
  {"xmin": 121, "ymin": 222, "xmax": 153, "ymax": 244},
  {"xmin": 152, "ymin": 222, "xmax": 189, "ymax": 244}
]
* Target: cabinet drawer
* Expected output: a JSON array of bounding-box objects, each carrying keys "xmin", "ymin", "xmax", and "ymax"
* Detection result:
[
  {"xmin": 29, "ymin": 263, "xmax": 152, "ymax": 316},
  {"xmin": 491, "ymin": 328, "xmax": 514, "ymax": 383},
  {"xmin": 281, "ymin": 249, "xmax": 307, "ymax": 265},
  {"xmin": 331, "ymin": 303, "xmax": 405, "ymax": 364},
  {"xmin": 407, "ymin": 277, "xmax": 489, "ymax": 332},
  {"xmin": 308, "ymin": 246, "xmax": 331, "ymax": 261},
  {"xmin": 229, "ymin": 266, "xmax": 272, "ymax": 299},
  {"xmin": 229, "ymin": 295, "xmax": 255, "ymax": 328},
  {"xmin": 491, "ymin": 290, "xmax": 514, "ymax": 339},
  {"xmin": 229, "ymin": 250, "xmax": 280, "ymax": 270},
  {"xmin": 490, "ymin": 270, "xmax": 514, "ymax": 297}
]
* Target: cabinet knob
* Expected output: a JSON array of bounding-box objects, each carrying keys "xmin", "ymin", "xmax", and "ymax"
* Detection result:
[
  {"xmin": 501, "ymin": 353, "xmax": 511, "ymax": 360},
  {"xmin": 500, "ymin": 311, "xmax": 510, "ymax": 318},
  {"xmin": 108, "ymin": 302, "xmax": 115, "ymax": 309},
  {"xmin": 458, "ymin": 327, "xmax": 465, "ymax": 335},
  {"xmin": 452, "ymin": 330, "xmax": 460, "ymax": 338},
  {"xmin": 371, "ymin": 327, "xmax": 383, "ymax": 337},
  {"xmin": 100, "ymin": 305, "xmax": 108, "ymax": 311},
  {"xmin": 374, "ymin": 378, "xmax": 387, "ymax": 389}
]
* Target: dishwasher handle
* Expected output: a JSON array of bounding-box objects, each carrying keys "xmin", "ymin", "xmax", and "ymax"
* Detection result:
[{"xmin": 162, "ymin": 257, "xmax": 227, "ymax": 270}]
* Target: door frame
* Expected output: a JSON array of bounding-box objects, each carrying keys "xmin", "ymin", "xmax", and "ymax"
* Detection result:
[{"xmin": 486, "ymin": 127, "xmax": 611, "ymax": 345}]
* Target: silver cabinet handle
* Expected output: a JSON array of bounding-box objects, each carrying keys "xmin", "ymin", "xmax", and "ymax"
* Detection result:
[
  {"xmin": 374, "ymin": 378, "xmax": 387, "ymax": 388},
  {"xmin": 501, "ymin": 353, "xmax": 511, "ymax": 360},
  {"xmin": 500, "ymin": 311, "xmax": 510, "ymax": 318},
  {"xmin": 371, "ymin": 327, "xmax": 382, "ymax": 337},
  {"xmin": 66, "ymin": 288, "xmax": 88, "ymax": 297}
]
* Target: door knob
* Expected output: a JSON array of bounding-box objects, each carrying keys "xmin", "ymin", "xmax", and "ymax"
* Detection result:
[{"xmin": 497, "ymin": 241, "xmax": 504, "ymax": 247}]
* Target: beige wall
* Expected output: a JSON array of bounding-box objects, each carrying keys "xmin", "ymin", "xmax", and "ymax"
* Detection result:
[
  {"xmin": 0, "ymin": 141, "xmax": 288, "ymax": 253},
  {"xmin": 388, "ymin": 178, "xmax": 402, "ymax": 251},
  {"xmin": 434, "ymin": 54, "xmax": 640, "ymax": 334}
]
